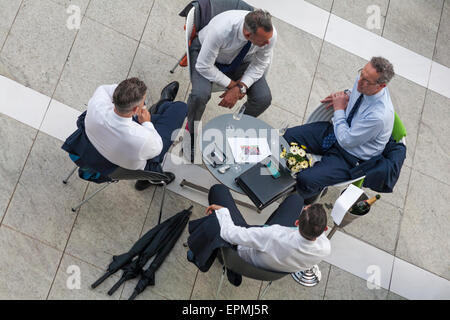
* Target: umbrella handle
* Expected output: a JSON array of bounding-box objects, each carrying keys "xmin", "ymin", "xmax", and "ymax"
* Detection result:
[
  {"xmin": 129, "ymin": 291, "xmax": 139, "ymax": 300},
  {"xmin": 91, "ymin": 271, "xmax": 113, "ymax": 289},
  {"xmin": 107, "ymin": 277, "xmax": 127, "ymax": 296}
]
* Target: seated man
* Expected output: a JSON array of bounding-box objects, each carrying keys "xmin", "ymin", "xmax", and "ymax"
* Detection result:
[
  {"xmin": 187, "ymin": 184, "xmax": 331, "ymax": 275},
  {"xmin": 284, "ymin": 57, "xmax": 396, "ymax": 201},
  {"xmin": 186, "ymin": 9, "xmax": 277, "ymax": 161},
  {"xmin": 85, "ymin": 78, "xmax": 187, "ymax": 190}
]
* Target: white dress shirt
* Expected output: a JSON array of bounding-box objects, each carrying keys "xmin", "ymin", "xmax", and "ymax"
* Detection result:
[
  {"xmin": 197, "ymin": 10, "xmax": 277, "ymax": 89},
  {"xmin": 215, "ymin": 208, "xmax": 331, "ymax": 273},
  {"xmin": 333, "ymin": 76, "xmax": 395, "ymax": 161},
  {"xmin": 85, "ymin": 84, "xmax": 163, "ymax": 170}
]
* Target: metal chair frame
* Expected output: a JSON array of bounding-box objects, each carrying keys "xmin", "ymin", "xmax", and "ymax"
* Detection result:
[
  {"xmin": 215, "ymin": 247, "xmax": 289, "ymax": 300},
  {"xmin": 63, "ymin": 166, "xmax": 170, "ymax": 225}
]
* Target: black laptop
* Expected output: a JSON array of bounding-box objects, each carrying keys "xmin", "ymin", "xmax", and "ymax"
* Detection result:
[{"xmin": 235, "ymin": 156, "xmax": 297, "ymax": 211}]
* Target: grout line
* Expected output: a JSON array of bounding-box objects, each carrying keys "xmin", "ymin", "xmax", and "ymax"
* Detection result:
[
  {"xmin": 126, "ymin": 0, "xmax": 156, "ymax": 79},
  {"xmin": 322, "ymin": 264, "xmax": 333, "ymax": 300},
  {"xmin": 0, "ymin": 0, "xmax": 24, "ymax": 53},
  {"xmin": 381, "ymin": 0, "xmax": 391, "ymax": 37},
  {"xmin": 432, "ymin": 0, "xmax": 446, "ymax": 62}
]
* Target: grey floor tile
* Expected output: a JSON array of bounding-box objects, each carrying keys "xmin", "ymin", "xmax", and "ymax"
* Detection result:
[
  {"xmin": 2, "ymin": 132, "xmax": 87, "ymax": 250},
  {"xmin": 120, "ymin": 189, "xmax": 203, "ymax": 300},
  {"xmin": 383, "ymin": 0, "xmax": 444, "ymax": 58},
  {"xmin": 141, "ymin": 0, "xmax": 186, "ymax": 60},
  {"xmin": 0, "ymin": 0, "xmax": 79, "ymax": 96},
  {"xmin": 128, "ymin": 42, "xmax": 191, "ymax": 107},
  {"xmin": 0, "ymin": 225, "xmax": 62, "ymax": 299},
  {"xmin": 258, "ymin": 104, "xmax": 303, "ymax": 132},
  {"xmin": 53, "ymin": 17, "xmax": 138, "ymax": 111},
  {"xmin": 341, "ymin": 198, "xmax": 402, "ymax": 255},
  {"xmin": 332, "ymin": 0, "xmax": 389, "ymax": 36},
  {"xmin": 388, "ymin": 76, "xmax": 427, "ymax": 168},
  {"xmin": 86, "ymin": 0, "xmax": 154, "ymax": 41},
  {"xmin": 267, "ymin": 17, "xmax": 322, "ymax": 117},
  {"xmin": 324, "ymin": 266, "xmax": 389, "ymax": 300},
  {"xmin": 305, "ymin": 42, "xmax": 367, "ymax": 122},
  {"xmin": 396, "ymin": 170, "xmax": 450, "ymax": 280},
  {"xmin": 0, "ymin": 114, "xmax": 36, "ymax": 222},
  {"xmin": 48, "ymin": 254, "xmax": 122, "ymax": 300},
  {"xmin": 261, "ymin": 262, "xmax": 331, "ymax": 300},
  {"xmin": 304, "ymin": 0, "xmax": 333, "ymax": 12},
  {"xmin": 65, "ymin": 180, "xmax": 155, "ymax": 269},
  {"xmin": 387, "ymin": 291, "xmax": 407, "ymax": 300},
  {"xmin": 0, "ymin": 0, "xmax": 22, "ymax": 49},
  {"xmin": 434, "ymin": 0, "xmax": 450, "ymax": 68},
  {"xmin": 413, "ymin": 90, "xmax": 450, "ymax": 184}
]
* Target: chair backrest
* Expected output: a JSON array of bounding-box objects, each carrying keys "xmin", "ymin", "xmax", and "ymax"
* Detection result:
[
  {"xmin": 220, "ymin": 247, "xmax": 289, "ymax": 282},
  {"xmin": 108, "ymin": 167, "xmax": 170, "ymax": 184}
]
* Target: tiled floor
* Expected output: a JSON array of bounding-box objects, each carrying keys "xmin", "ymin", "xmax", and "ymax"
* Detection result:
[{"xmin": 0, "ymin": 0, "xmax": 449, "ymax": 300}]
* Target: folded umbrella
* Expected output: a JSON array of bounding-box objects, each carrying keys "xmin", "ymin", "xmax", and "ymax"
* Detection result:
[
  {"xmin": 91, "ymin": 211, "xmax": 185, "ymax": 289},
  {"xmin": 128, "ymin": 210, "xmax": 191, "ymax": 300}
]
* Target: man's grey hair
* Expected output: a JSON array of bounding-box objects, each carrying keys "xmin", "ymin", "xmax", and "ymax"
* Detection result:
[
  {"xmin": 370, "ymin": 56, "xmax": 395, "ymax": 84},
  {"xmin": 244, "ymin": 9, "xmax": 273, "ymax": 34}
]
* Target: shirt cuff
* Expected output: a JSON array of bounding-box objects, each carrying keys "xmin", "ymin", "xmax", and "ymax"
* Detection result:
[
  {"xmin": 217, "ymin": 73, "xmax": 233, "ymax": 89},
  {"xmin": 240, "ymin": 75, "xmax": 255, "ymax": 90},
  {"xmin": 141, "ymin": 121, "xmax": 155, "ymax": 130}
]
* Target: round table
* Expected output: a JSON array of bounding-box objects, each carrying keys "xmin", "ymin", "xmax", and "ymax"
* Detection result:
[{"xmin": 201, "ymin": 114, "xmax": 291, "ymax": 194}]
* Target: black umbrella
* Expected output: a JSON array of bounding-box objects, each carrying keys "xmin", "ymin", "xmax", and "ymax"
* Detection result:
[
  {"xmin": 128, "ymin": 211, "xmax": 191, "ymax": 300},
  {"xmin": 91, "ymin": 209, "xmax": 190, "ymax": 289},
  {"xmin": 107, "ymin": 208, "xmax": 191, "ymax": 295}
]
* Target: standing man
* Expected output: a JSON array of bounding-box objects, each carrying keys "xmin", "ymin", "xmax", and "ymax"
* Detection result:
[
  {"xmin": 284, "ymin": 57, "xmax": 396, "ymax": 202},
  {"xmin": 186, "ymin": 9, "xmax": 277, "ymax": 161}
]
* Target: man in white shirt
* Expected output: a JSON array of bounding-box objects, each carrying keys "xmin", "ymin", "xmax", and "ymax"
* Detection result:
[
  {"xmin": 85, "ymin": 78, "xmax": 187, "ymax": 190},
  {"xmin": 186, "ymin": 9, "xmax": 277, "ymax": 161},
  {"xmin": 188, "ymin": 184, "xmax": 331, "ymax": 274}
]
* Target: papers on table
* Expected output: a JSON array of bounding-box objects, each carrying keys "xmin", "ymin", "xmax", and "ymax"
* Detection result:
[{"xmin": 227, "ymin": 137, "xmax": 272, "ymax": 164}]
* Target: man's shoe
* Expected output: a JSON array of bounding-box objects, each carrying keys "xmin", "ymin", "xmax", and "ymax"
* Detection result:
[
  {"xmin": 149, "ymin": 81, "xmax": 180, "ymax": 114},
  {"xmin": 135, "ymin": 172, "xmax": 176, "ymax": 191}
]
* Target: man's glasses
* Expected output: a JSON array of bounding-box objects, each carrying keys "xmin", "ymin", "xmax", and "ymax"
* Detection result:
[{"xmin": 358, "ymin": 68, "xmax": 380, "ymax": 86}]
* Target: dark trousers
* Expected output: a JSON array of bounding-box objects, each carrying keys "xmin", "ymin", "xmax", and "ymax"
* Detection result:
[
  {"xmin": 187, "ymin": 37, "xmax": 272, "ymax": 133},
  {"xmin": 283, "ymin": 122, "xmax": 361, "ymax": 199},
  {"xmin": 208, "ymin": 184, "xmax": 304, "ymax": 228},
  {"xmin": 143, "ymin": 101, "xmax": 187, "ymax": 171}
]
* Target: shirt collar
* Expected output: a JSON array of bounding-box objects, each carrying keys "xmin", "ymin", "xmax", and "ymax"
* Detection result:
[
  {"xmin": 110, "ymin": 109, "xmax": 133, "ymax": 123},
  {"xmin": 238, "ymin": 20, "xmax": 247, "ymax": 42}
]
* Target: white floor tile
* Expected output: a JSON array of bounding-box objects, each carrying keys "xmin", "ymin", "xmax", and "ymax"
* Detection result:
[
  {"xmin": 390, "ymin": 258, "xmax": 450, "ymax": 300},
  {"xmin": 0, "ymin": 75, "xmax": 50, "ymax": 129},
  {"xmin": 39, "ymin": 99, "xmax": 81, "ymax": 142},
  {"xmin": 324, "ymin": 230, "xmax": 395, "ymax": 290},
  {"xmin": 246, "ymin": 0, "xmax": 330, "ymax": 39},
  {"xmin": 428, "ymin": 61, "xmax": 450, "ymax": 99},
  {"xmin": 325, "ymin": 14, "xmax": 432, "ymax": 88}
]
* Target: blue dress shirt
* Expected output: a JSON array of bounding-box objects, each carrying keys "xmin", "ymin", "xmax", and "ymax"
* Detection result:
[{"xmin": 333, "ymin": 76, "xmax": 395, "ymax": 161}]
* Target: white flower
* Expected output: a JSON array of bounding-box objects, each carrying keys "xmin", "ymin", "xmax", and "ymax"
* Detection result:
[
  {"xmin": 288, "ymin": 157, "xmax": 297, "ymax": 166},
  {"xmin": 298, "ymin": 149, "xmax": 306, "ymax": 157},
  {"xmin": 300, "ymin": 161, "xmax": 309, "ymax": 169},
  {"xmin": 290, "ymin": 146, "xmax": 301, "ymax": 155}
]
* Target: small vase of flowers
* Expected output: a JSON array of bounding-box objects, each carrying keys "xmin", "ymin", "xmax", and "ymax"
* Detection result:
[{"xmin": 280, "ymin": 143, "xmax": 313, "ymax": 176}]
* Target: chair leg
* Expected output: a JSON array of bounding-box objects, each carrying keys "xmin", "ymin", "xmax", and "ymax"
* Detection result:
[
  {"xmin": 63, "ymin": 166, "xmax": 78, "ymax": 184},
  {"xmin": 158, "ymin": 182, "xmax": 167, "ymax": 225},
  {"xmin": 72, "ymin": 181, "xmax": 116, "ymax": 212},
  {"xmin": 170, "ymin": 53, "xmax": 186, "ymax": 74},
  {"xmin": 259, "ymin": 281, "xmax": 272, "ymax": 300},
  {"xmin": 216, "ymin": 266, "xmax": 226, "ymax": 300}
]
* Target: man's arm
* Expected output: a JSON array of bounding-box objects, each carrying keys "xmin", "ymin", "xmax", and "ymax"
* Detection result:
[
  {"xmin": 214, "ymin": 208, "xmax": 274, "ymax": 252},
  {"xmin": 195, "ymin": 29, "xmax": 233, "ymax": 89}
]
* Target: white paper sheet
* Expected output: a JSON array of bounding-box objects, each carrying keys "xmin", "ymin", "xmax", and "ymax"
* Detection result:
[
  {"xmin": 331, "ymin": 184, "xmax": 364, "ymax": 226},
  {"xmin": 227, "ymin": 137, "xmax": 272, "ymax": 164}
]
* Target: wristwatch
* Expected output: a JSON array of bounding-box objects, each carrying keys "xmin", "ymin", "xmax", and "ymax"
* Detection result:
[
  {"xmin": 344, "ymin": 89, "xmax": 351, "ymax": 96},
  {"xmin": 237, "ymin": 83, "xmax": 247, "ymax": 95}
]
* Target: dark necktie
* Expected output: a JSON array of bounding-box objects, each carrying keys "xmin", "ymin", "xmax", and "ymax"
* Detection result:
[
  {"xmin": 215, "ymin": 41, "xmax": 252, "ymax": 74},
  {"xmin": 322, "ymin": 94, "xmax": 364, "ymax": 151}
]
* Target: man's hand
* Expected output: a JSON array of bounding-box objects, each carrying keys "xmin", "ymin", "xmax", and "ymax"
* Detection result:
[
  {"xmin": 137, "ymin": 107, "xmax": 151, "ymax": 124},
  {"xmin": 206, "ymin": 204, "xmax": 224, "ymax": 215},
  {"xmin": 321, "ymin": 91, "xmax": 349, "ymax": 111},
  {"xmin": 219, "ymin": 86, "xmax": 240, "ymax": 109}
]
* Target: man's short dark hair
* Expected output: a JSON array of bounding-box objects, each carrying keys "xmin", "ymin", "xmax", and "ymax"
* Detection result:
[
  {"xmin": 370, "ymin": 56, "xmax": 395, "ymax": 84},
  {"xmin": 113, "ymin": 78, "xmax": 147, "ymax": 113},
  {"xmin": 244, "ymin": 9, "xmax": 273, "ymax": 34},
  {"xmin": 298, "ymin": 204, "xmax": 327, "ymax": 240}
]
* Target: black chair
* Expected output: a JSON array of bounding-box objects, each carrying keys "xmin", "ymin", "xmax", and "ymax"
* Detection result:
[
  {"xmin": 63, "ymin": 166, "xmax": 171, "ymax": 224},
  {"xmin": 216, "ymin": 247, "xmax": 289, "ymax": 299}
]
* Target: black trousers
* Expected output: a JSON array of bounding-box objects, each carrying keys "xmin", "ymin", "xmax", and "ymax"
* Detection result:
[{"xmin": 208, "ymin": 184, "xmax": 305, "ymax": 228}]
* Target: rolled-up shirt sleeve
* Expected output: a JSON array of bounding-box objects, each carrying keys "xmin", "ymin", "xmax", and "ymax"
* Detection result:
[
  {"xmin": 195, "ymin": 28, "xmax": 232, "ymax": 88},
  {"xmin": 215, "ymin": 208, "xmax": 272, "ymax": 252},
  {"xmin": 333, "ymin": 109, "xmax": 384, "ymax": 149}
]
